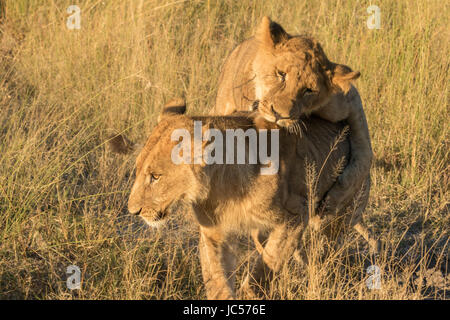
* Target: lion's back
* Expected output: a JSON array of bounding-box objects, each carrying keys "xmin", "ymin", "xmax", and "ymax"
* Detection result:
[{"xmin": 214, "ymin": 38, "xmax": 259, "ymax": 115}]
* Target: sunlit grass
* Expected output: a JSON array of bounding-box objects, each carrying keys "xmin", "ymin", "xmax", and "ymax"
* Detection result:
[{"xmin": 0, "ymin": 0, "xmax": 448, "ymax": 299}]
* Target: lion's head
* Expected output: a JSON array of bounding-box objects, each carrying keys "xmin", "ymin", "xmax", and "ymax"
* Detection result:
[
  {"xmin": 252, "ymin": 16, "xmax": 360, "ymax": 130},
  {"xmin": 121, "ymin": 99, "xmax": 206, "ymax": 228}
]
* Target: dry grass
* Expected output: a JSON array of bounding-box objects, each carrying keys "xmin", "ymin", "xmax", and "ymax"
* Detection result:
[{"xmin": 0, "ymin": 0, "xmax": 448, "ymax": 299}]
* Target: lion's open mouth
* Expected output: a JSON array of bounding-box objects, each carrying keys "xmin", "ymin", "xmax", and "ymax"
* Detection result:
[
  {"xmin": 140, "ymin": 207, "xmax": 166, "ymax": 221},
  {"xmin": 141, "ymin": 216, "xmax": 165, "ymax": 229},
  {"xmin": 282, "ymin": 120, "xmax": 304, "ymax": 136},
  {"xmin": 139, "ymin": 200, "xmax": 183, "ymax": 227},
  {"xmin": 139, "ymin": 209, "xmax": 169, "ymax": 229},
  {"xmin": 255, "ymin": 102, "xmax": 303, "ymax": 136}
]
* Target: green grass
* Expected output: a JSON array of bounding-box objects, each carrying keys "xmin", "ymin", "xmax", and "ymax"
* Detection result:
[{"xmin": 0, "ymin": 0, "xmax": 448, "ymax": 299}]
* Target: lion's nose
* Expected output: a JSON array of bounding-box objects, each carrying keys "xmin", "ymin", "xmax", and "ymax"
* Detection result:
[
  {"xmin": 270, "ymin": 105, "xmax": 290, "ymax": 121},
  {"xmin": 128, "ymin": 205, "xmax": 142, "ymax": 215}
]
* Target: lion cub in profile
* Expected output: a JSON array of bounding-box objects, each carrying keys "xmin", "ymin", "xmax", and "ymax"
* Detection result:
[{"xmin": 215, "ymin": 16, "xmax": 373, "ymax": 214}]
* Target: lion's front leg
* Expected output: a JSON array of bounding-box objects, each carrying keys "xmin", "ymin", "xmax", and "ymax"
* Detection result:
[
  {"xmin": 322, "ymin": 89, "xmax": 373, "ymax": 214},
  {"xmin": 199, "ymin": 226, "xmax": 237, "ymax": 300},
  {"xmin": 242, "ymin": 222, "xmax": 303, "ymax": 298}
]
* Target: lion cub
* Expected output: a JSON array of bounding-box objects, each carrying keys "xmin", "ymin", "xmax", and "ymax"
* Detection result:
[{"xmin": 216, "ymin": 16, "xmax": 373, "ymax": 214}]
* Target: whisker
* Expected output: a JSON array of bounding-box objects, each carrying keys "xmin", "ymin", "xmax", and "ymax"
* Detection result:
[
  {"xmin": 300, "ymin": 119, "xmax": 307, "ymax": 132},
  {"xmin": 295, "ymin": 122, "xmax": 302, "ymax": 138}
]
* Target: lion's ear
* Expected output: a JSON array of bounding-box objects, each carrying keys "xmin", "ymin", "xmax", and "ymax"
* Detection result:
[
  {"xmin": 255, "ymin": 16, "xmax": 289, "ymax": 49},
  {"xmin": 158, "ymin": 97, "xmax": 186, "ymax": 123},
  {"xmin": 108, "ymin": 134, "xmax": 137, "ymax": 155},
  {"xmin": 330, "ymin": 64, "xmax": 360, "ymax": 94}
]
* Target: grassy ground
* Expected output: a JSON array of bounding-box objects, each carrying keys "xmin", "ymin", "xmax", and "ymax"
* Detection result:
[{"xmin": 0, "ymin": 0, "xmax": 448, "ymax": 299}]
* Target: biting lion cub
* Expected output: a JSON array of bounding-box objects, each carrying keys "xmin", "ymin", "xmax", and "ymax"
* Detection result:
[{"xmin": 213, "ymin": 16, "xmax": 373, "ymax": 214}]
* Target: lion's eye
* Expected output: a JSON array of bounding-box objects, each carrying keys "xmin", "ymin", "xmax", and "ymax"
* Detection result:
[
  {"xmin": 303, "ymin": 88, "xmax": 314, "ymax": 95},
  {"xmin": 145, "ymin": 173, "xmax": 161, "ymax": 185},
  {"xmin": 150, "ymin": 173, "xmax": 161, "ymax": 183},
  {"xmin": 277, "ymin": 70, "xmax": 286, "ymax": 81}
]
